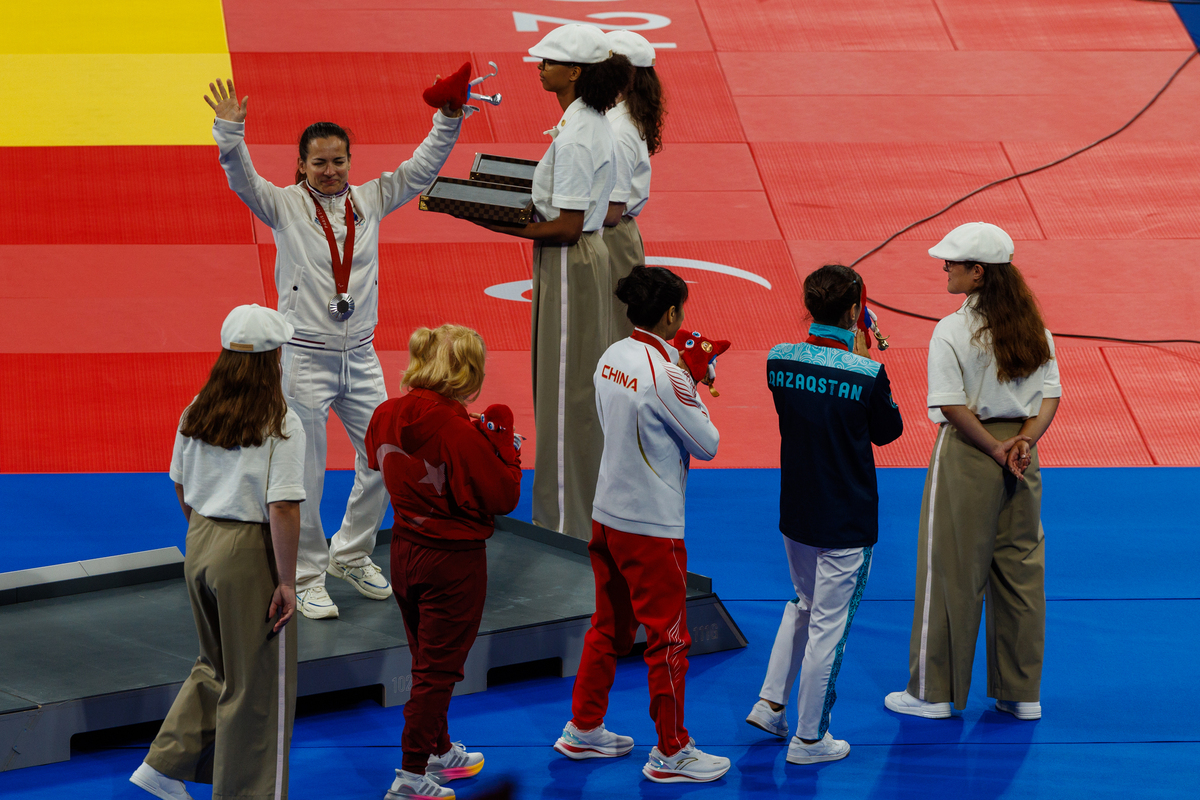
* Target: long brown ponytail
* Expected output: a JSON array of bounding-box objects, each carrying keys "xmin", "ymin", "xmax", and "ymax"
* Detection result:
[
  {"xmin": 625, "ymin": 65, "xmax": 665, "ymax": 155},
  {"xmin": 971, "ymin": 262, "xmax": 1053, "ymax": 383}
]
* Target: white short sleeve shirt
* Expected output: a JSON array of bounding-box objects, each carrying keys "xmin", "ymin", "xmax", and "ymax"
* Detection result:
[
  {"xmin": 605, "ymin": 101, "xmax": 651, "ymax": 217},
  {"xmin": 927, "ymin": 296, "xmax": 1062, "ymax": 424},
  {"xmin": 169, "ymin": 405, "xmax": 307, "ymax": 522},
  {"xmin": 532, "ymin": 98, "xmax": 617, "ymax": 232}
]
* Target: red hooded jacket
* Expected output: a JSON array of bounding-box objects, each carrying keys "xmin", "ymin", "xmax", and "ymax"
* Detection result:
[{"xmin": 366, "ymin": 388, "xmax": 522, "ymax": 550}]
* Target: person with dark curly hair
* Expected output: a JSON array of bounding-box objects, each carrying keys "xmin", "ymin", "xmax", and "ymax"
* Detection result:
[
  {"xmin": 885, "ymin": 222, "xmax": 1061, "ymax": 723},
  {"xmin": 602, "ymin": 30, "xmax": 665, "ymax": 343},
  {"xmin": 477, "ymin": 24, "xmax": 633, "ymax": 543}
]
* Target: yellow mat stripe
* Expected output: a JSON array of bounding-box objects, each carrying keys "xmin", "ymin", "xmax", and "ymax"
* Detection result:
[
  {"xmin": 4, "ymin": 55, "xmax": 235, "ymax": 147},
  {"xmin": 7, "ymin": 0, "xmax": 228, "ymax": 54}
]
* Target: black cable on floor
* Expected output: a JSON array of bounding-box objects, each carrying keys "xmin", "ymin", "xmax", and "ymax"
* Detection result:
[{"xmin": 850, "ymin": 49, "xmax": 1200, "ymax": 347}]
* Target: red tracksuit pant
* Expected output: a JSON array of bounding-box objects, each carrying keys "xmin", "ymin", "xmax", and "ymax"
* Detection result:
[
  {"xmin": 390, "ymin": 535, "xmax": 487, "ymax": 774},
  {"xmin": 571, "ymin": 521, "xmax": 691, "ymax": 756}
]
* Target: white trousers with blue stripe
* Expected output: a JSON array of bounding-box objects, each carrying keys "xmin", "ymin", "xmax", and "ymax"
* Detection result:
[{"xmin": 759, "ymin": 535, "xmax": 872, "ymax": 741}]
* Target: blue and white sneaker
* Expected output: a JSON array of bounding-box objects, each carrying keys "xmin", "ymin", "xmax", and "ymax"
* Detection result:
[
  {"xmin": 328, "ymin": 558, "xmax": 391, "ymax": 600},
  {"xmin": 553, "ymin": 721, "xmax": 634, "ymax": 759},
  {"xmin": 297, "ymin": 586, "xmax": 339, "ymax": 620}
]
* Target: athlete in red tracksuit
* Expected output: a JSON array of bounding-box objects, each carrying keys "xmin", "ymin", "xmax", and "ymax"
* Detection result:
[
  {"xmin": 553, "ymin": 265, "xmax": 731, "ymax": 784},
  {"xmin": 365, "ymin": 324, "xmax": 522, "ymax": 800}
]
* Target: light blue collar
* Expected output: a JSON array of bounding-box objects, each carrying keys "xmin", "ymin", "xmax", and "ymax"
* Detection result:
[{"xmin": 808, "ymin": 323, "xmax": 855, "ymax": 348}]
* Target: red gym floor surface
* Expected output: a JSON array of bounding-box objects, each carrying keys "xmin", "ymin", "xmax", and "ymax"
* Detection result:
[{"xmin": 4, "ymin": 0, "xmax": 1200, "ymax": 472}]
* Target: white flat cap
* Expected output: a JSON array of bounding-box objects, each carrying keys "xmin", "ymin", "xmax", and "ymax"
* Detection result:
[
  {"xmin": 221, "ymin": 304, "xmax": 294, "ymax": 353},
  {"xmin": 606, "ymin": 30, "xmax": 655, "ymax": 67},
  {"xmin": 529, "ymin": 24, "xmax": 611, "ymax": 65},
  {"xmin": 928, "ymin": 222, "xmax": 1014, "ymax": 265}
]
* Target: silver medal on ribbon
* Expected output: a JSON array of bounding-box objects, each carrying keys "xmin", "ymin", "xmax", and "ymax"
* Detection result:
[{"xmin": 328, "ymin": 293, "xmax": 355, "ymax": 321}]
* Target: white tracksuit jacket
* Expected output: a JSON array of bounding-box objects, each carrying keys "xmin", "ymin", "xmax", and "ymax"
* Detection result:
[
  {"xmin": 212, "ymin": 112, "xmax": 461, "ymax": 351},
  {"xmin": 592, "ymin": 330, "xmax": 720, "ymax": 539}
]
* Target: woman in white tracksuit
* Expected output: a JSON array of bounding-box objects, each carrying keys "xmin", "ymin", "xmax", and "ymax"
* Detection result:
[
  {"xmin": 204, "ymin": 78, "xmax": 465, "ymax": 619},
  {"xmin": 602, "ymin": 30, "xmax": 663, "ymax": 344}
]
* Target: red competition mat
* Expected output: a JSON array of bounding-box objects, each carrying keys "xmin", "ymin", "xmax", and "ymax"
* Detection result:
[{"xmin": 6, "ymin": 0, "xmax": 1200, "ymax": 471}]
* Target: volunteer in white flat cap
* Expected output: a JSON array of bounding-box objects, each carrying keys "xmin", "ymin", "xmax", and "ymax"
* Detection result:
[
  {"xmin": 601, "ymin": 30, "xmax": 663, "ymax": 343},
  {"xmin": 131, "ymin": 304, "xmax": 305, "ymax": 800},
  {"xmin": 477, "ymin": 24, "xmax": 633, "ymax": 543},
  {"xmin": 201, "ymin": 76, "xmax": 469, "ymax": 623},
  {"xmin": 885, "ymin": 222, "xmax": 1061, "ymax": 723}
]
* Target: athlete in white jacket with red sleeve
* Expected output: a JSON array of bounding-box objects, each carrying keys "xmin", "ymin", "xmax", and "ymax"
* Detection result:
[
  {"xmin": 204, "ymin": 78, "xmax": 465, "ymax": 619},
  {"xmin": 553, "ymin": 265, "xmax": 730, "ymax": 786}
]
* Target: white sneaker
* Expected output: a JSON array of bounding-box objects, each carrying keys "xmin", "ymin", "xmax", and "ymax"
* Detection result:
[
  {"xmin": 884, "ymin": 690, "xmax": 952, "ymax": 719},
  {"xmin": 745, "ymin": 699, "xmax": 789, "ymax": 738},
  {"xmin": 642, "ymin": 739, "xmax": 730, "ymax": 783},
  {"xmin": 297, "ymin": 586, "xmax": 339, "ymax": 619},
  {"xmin": 426, "ymin": 741, "xmax": 484, "ymax": 784},
  {"xmin": 996, "ymin": 700, "xmax": 1041, "ymax": 720},
  {"xmin": 787, "ymin": 732, "xmax": 850, "ymax": 764},
  {"xmin": 385, "ymin": 769, "xmax": 455, "ymax": 799},
  {"xmin": 129, "ymin": 762, "xmax": 193, "ymax": 800},
  {"xmin": 328, "ymin": 558, "xmax": 391, "ymax": 600},
  {"xmin": 553, "ymin": 721, "xmax": 634, "ymax": 759}
]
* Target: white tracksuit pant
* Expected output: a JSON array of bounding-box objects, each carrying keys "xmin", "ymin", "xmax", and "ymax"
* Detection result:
[
  {"xmin": 283, "ymin": 343, "xmax": 389, "ymax": 591},
  {"xmin": 760, "ymin": 535, "xmax": 873, "ymax": 741}
]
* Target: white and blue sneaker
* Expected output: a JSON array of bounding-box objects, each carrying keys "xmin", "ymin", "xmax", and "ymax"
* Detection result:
[
  {"xmin": 642, "ymin": 739, "xmax": 730, "ymax": 783},
  {"xmin": 553, "ymin": 721, "xmax": 634, "ymax": 759},
  {"xmin": 297, "ymin": 586, "xmax": 339, "ymax": 620},
  {"xmin": 129, "ymin": 762, "xmax": 193, "ymax": 800},
  {"xmin": 426, "ymin": 742, "xmax": 484, "ymax": 783},
  {"xmin": 746, "ymin": 699, "xmax": 789, "ymax": 738},
  {"xmin": 328, "ymin": 558, "xmax": 391, "ymax": 600}
]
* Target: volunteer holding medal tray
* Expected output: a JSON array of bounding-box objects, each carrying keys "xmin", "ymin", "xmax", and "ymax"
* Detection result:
[
  {"xmin": 203, "ymin": 77, "xmax": 467, "ymax": 620},
  {"xmin": 474, "ymin": 25, "xmax": 633, "ymax": 542}
]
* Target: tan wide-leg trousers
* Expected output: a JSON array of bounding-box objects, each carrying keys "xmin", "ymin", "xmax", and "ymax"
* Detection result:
[
  {"xmin": 146, "ymin": 514, "xmax": 298, "ymax": 800},
  {"xmin": 531, "ymin": 231, "xmax": 609, "ymax": 540},
  {"xmin": 907, "ymin": 421, "xmax": 1045, "ymax": 710},
  {"xmin": 602, "ymin": 216, "xmax": 644, "ymax": 344}
]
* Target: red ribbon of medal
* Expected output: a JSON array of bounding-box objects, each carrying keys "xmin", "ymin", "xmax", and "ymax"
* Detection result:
[{"xmin": 308, "ymin": 189, "xmax": 355, "ymax": 295}]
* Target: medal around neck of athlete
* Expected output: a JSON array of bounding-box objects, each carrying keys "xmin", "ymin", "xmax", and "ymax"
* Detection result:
[{"xmin": 308, "ymin": 186, "xmax": 358, "ymax": 322}]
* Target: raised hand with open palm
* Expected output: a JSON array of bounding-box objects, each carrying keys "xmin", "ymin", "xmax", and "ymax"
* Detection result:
[{"xmin": 204, "ymin": 78, "xmax": 248, "ymax": 123}]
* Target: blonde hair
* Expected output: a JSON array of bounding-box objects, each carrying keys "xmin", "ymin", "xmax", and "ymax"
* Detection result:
[{"xmin": 402, "ymin": 324, "xmax": 487, "ymax": 401}]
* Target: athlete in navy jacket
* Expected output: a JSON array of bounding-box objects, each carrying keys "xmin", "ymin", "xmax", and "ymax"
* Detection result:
[{"xmin": 746, "ymin": 264, "xmax": 903, "ymax": 767}]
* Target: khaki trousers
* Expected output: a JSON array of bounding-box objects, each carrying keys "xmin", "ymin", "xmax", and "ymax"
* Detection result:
[
  {"xmin": 146, "ymin": 515, "xmax": 298, "ymax": 800},
  {"xmin": 602, "ymin": 216, "xmax": 643, "ymax": 344},
  {"xmin": 907, "ymin": 421, "xmax": 1045, "ymax": 709},
  {"xmin": 531, "ymin": 231, "xmax": 609, "ymax": 540}
]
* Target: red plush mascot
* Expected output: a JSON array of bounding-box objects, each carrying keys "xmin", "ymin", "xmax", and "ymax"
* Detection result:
[
  {"xmin": 672, "ymin": 330, "xmax": 731, "ymax": 398},
  {"xmin": 422, "ymin": 62, "xmax": 472, "ymax": 112}
]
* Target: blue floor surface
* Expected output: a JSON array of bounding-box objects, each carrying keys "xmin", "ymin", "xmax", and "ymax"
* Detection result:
[{"xmin": 1, "ymin": 468, "xmax": 1197, "ymax": 797}]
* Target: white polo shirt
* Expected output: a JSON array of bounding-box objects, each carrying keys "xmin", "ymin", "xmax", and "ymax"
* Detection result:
[
  {"xmin": 606, "ymin": 101, "xmax": 651, "ymax": 217},
  {"xmin": 532, "ymin": 98, "xmax": 616, "ymax": 232},
  {"xmin": 927, "ymin": 295, "xmax": 1062, "ymax": 424},
  {"xmin": 169, "ymin": 405, "xmax": 307, "ymax": 523}
]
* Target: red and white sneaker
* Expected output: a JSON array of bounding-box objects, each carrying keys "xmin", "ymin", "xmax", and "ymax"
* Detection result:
[
  {"xmin": 553, "ymin": 721, "xmax": 635, "ymax": 759},
  {"xmin": 425, "ymin": 741, "xmax": 484, "ymax": 784},
  {"xmin": 642, "ymin": 740, "xmax": 730, "ymax": 783}
]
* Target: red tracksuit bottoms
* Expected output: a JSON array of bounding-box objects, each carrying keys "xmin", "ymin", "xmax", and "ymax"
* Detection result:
[
  {"xmin": 572, "ymin": 521, "xmax": 691, "ymax": 756},
  {"xmin": 390, "ymin": 534, "xmax": 487, "ymax": 774}
]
